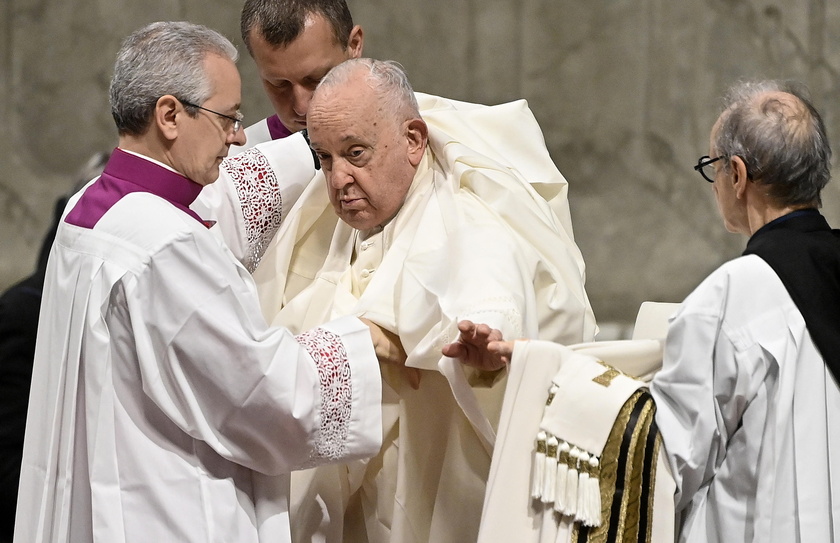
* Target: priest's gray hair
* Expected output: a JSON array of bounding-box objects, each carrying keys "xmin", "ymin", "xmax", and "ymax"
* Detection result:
[
  {"xmin": 110, "ymin": 21, "xmax": 239, "ymax": 136},
  {"xmin": 714, "ymin": 79, "xmax": 831, "ymax": 207},
  {"xmin": 316, "ymin": 58, "xmax": 420, "ymax": 124}
]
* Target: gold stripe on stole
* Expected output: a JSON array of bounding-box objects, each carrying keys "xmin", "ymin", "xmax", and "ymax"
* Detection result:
[{"xmin": 571, "ymin": 390, "xmax": 659, "ymax": 543}]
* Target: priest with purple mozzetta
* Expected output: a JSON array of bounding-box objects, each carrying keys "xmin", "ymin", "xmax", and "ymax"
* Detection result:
[{"xmin": 12, "ymin": 21, "xmax": 406, "ymax": 543}]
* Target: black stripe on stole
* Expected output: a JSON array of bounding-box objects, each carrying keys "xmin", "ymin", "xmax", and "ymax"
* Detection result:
[
  {"xmin": 637, "ymin": 411, "xmax": 659, "ymax": 543},
  {"xmin": 575, "ymin": 390, "xmax": 658, "ymax": 543}
]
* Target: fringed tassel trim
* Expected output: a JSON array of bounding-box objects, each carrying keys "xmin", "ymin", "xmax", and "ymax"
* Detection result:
[
  {"xmin": 531, "ymin": 431, "xmax": 547, "ymax": 500},
  {"xmin": 531, "ymin": 433, "xmax": 602, "ymax": 528}
]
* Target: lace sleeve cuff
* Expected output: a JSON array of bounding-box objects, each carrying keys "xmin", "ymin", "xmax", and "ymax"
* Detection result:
[
  {"xmin": 223, "ymin": 148, "xmax": 283, "ymax": 273},
  {"xmin": 294, "ymin": 317, "xmax": 382, "ymax": 467}
]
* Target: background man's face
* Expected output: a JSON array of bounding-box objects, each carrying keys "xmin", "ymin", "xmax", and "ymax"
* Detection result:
[
  {"xmin": 249, "ymin": 14, "xmax": 361, "ymax": 132},
  {"xmin": 307, "ymin": 77, "xmax": 417, "ymax": 231}
]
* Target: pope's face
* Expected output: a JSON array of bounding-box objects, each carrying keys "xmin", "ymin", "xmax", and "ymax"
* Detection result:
[
  {"xmin": 307, "ymin": 75, "xmax": 420, "ymax": 231},
  {"xmin": 249, "ymin": 14, "xmax": 362, "ymax": 134},
  {"xmin": 173, "ymin": 54, "xmax": 246, "ymax": 186}
]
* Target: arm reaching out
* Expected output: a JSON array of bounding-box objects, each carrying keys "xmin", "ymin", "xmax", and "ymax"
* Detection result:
[{"xmin": 442, "ymin": 320, "xmax": 516, "ymax": 372}]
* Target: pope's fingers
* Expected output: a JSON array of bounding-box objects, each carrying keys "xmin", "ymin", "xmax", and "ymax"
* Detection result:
[
  {"xmin": 473, "ymin": 323, "xmax": 493, "ymax": 337},
  {"xmin": 487, "ymin": 340, "xmax": 514, "ymax": 359},
  {"xmin": 456, "ymin": 320, "xmax": 477, "ymax": 334}
]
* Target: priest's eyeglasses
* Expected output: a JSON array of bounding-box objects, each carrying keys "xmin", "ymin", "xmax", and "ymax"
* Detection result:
[
  {"xmin": 694, "ymin": 155, "xmax": 724, "ymax": 183},
  {"xmin": 180, "ymin": 99, "xmax": 244, "ymax": 133}
]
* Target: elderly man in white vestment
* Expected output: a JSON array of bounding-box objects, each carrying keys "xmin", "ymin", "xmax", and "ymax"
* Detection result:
[
  {"xmin": 649, "ymin": 80, "xmax": 840, "ymax": 542},
  {"xmin": 11, "ymin": 21, "xmax": 415, "ymax": 543},
  {"xmin": 233, "ymin": 57, "xmax": 596, "ymax": 542}
]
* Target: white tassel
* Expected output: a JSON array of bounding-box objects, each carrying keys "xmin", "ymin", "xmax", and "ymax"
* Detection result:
[
  {"xmin": 553, "ymin": 440, "xmax": 570, "ymax": 513},
  {"xmin": 576, "ymin": 452, "xmax": 590, "ymax": 522},
  {"xmin": 531, "ymin": 431, "xmax": 547, "ymax": 500},
  {"xmin": 563, "ymin": 447, "xmax": 580, "ymax": 516},
  {"xmin": 542, "ymin": 436, "xmax": 558, "ymax": 503},
  {"xmin": 587, "ymin": 456, "xmax": 602, "ymax": 527}
]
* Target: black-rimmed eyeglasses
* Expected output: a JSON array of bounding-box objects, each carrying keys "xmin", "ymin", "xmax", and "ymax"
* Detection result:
[
  {"xmin": 694, "ymin": 155, "xmax": 724, "ymax": 183},
  {"xmin": 180, "ymin": 99, "xmax": 244, "ymax": 133}
]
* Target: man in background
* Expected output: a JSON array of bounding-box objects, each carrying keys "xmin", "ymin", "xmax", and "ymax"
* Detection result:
[{"xmin": 235, "ymin": 0, "xmax": 363, "ymax": 148}]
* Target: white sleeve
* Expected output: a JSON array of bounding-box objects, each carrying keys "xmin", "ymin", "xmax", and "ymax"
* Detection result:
[
  {"xmin": 192, "ymin": 132, "xmax": 317, "ymax": 272},
  {"xmin": 650, "ymin": 270, "xmax": 758, "ymax": 513},
  {"xmin": 128, "ymin": 231, "xmax": 381, "ymax": 475},
  {"xmin": 650, "ymin": 302, "xmax": 727, "ymax": 512}
]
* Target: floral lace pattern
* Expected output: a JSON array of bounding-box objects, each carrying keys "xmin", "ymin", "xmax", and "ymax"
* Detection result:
[
  {"xmin": 224, "ymin": 148, "xmax": 283, "ymax": 272},
  {"xmin": 294, "ymin": 327, "xmax": 353, "ymax": 464}
]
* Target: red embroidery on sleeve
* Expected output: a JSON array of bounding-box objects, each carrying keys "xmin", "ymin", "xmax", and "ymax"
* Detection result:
[
  {"xmin": 294, "ymin": 327, "xmax": 353, "ymax": 462},
  {"xmin": 223, "ymin": 148, "xmax": 283, "ymax": 272}
]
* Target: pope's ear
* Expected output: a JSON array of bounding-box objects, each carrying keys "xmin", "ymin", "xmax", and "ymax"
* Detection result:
[
  {"xmin": 405, "ymin": 118, "xmax": 427, "ymax": 167},
  {"xmin": 155, "ymin": 95, "xmax": 181, "ymax": 141}
]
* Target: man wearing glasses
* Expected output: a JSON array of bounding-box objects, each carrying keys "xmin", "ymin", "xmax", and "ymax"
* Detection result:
[
  {"xmin": 651, "ymin": 80, "xmax": 840, "ymax": 542},
  {"xmin": 13, "ymin": 21, "xmax": 409, "ymax": 543}
]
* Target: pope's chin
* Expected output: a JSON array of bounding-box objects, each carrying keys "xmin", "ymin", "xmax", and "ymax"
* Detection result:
[{"xmin": 336, "ymin": 208, "xmax": 379, "ymax": 231}]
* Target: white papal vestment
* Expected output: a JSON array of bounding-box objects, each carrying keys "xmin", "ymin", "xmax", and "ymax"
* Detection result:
[
  {"xmin": 14, "ymin": 149, "xmax": 382, "ymax": 543},
  {"xmin": 651, "ymin": 254, "xmax": 840, "ymax": 542},
  {"xmin": 241, "ymin": 94, "xmax": 597, "ymax": 542}
]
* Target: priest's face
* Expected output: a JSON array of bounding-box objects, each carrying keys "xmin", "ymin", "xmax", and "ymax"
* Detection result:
[
  {"xmin": 307, "ymin": 70, "xmax": 426, "ymax": 231},
  {"xmin": 249, "ymin": 14, "xmax": 363, "ymax": 134},
  {"xmin": 173, "ymin": 54, "xmax": 246, "ymax": 186}
]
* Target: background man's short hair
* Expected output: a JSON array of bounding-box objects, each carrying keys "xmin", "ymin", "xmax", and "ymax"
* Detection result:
[{"xmin": 241, "ymin": 0, "xmax": 354, "ymax": 54}]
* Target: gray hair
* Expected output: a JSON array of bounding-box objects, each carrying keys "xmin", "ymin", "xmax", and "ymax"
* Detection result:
[
  {"xmin": 714, "ymin": 79, "xmax": 831, "ymax": 206},
  {"xmin": 109, "ymin": 21, "xmax": 238, "ymax": 136},
  {"xmin": 316, "ymin": 58, "xmax": 419, "ymax": 124}
]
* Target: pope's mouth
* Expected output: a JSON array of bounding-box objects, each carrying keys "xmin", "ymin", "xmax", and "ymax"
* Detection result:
[{"xmin": 340, "ymin": 197, "xmax": 367, "ymax": 209}]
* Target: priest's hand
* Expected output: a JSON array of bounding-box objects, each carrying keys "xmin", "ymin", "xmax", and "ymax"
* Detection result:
[
  {"xmin": 442, "ymin": 320, "xmax": 515, "ymax": 372},
  {"xmin": 359, "ymin": 318, "xmax": 421, "ymax": 389}
]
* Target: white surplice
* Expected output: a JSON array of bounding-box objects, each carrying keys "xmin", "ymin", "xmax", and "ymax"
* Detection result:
[
  {"xmin": 14, "ymin": 151, "xmax": 382, "ymax": 543},
  {"xmin": 650, "ymin": 254, "xmax": 840, "ymax": 543},
  {"xmin": 246, "ymin": 95, "xmax": 597, "ymax": 542}
]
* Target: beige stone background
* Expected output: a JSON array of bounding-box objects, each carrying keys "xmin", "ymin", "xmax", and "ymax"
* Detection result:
[{"xmin": 2, "ymin": 0, "xmax": 839, "ymax": 333}]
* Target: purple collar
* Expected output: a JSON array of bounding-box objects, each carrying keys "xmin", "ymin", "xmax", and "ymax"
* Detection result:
[
  {"xmin": 266, "ymin": 114, "xmax": 294, "ymax": 140},
  {"xmin": 65, "ymin": 148, "xmax": 208, "ymax": 229}
]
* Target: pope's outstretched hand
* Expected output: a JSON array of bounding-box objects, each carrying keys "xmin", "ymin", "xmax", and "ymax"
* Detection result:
[{"xmin": 442, "ymin": 320, "xmax": 515, "ymax": 372}]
